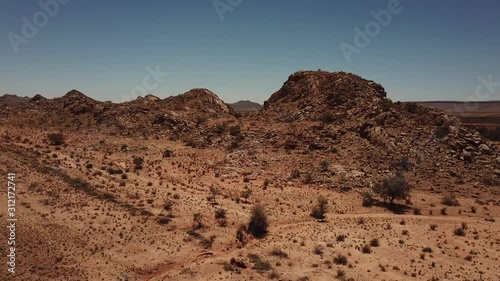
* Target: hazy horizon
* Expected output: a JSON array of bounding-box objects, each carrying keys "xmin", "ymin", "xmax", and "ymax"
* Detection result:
[{"xmin": 1, "ymin": 0, "xmax": 500, "ymax": 104}]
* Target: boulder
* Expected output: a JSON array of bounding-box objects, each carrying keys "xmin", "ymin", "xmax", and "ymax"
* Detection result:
[
  {"xmin": 479, "ymin": 144, "xmax": 493, "ymax": 155},
  {"xmin": 462, "ymin": 150, "xmax": 473, "ymax": 163}
]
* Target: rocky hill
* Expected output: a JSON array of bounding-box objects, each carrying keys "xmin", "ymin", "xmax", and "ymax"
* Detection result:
[
  {"xmin": 252, "ymin": 71, "xmax": 499, "ymax": 188},
  {"xmin": 1, "ymin": 71, "xmax": 498, "ymax": 186},
  {"xmin": 1, "ymin": 70, "xmax": 499, "ymax": 281},
  {"xmin": 0, "ymin": 88, "xmax": 236, "ymax": 137}
]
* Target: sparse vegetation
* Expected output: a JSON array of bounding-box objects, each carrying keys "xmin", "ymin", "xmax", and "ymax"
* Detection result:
[
  {"xmin": 362, "ymin": 244, "xmax": 372, "ymax": 254},
  {"xmin": 373, "ymin": 174, "xmax": 412, "ymax": 205},
  {"xmin": 319, "ymin": 111, "xmax": 335, "ymax": 124},
  {"xmin": 320, "ymin": 160, "xmax": 329, "ymax": 172},
  {"xmin": 133, "ymin": 156, "xmax": 144, "ymax": 170},
  {"xmin": 362, "ymin": 191, "xmax": 375, "ymax": 207},
  {"xmin": 47, "ymin": 133, "xmax": 65, "ymax": 146},
  {"xmin": 454, "ymin": 225, "xmax": 466, "ymax": 236},
  {"xmin": 311, "ymin": 195, "xmax": 328, "ymax": 220},
  {"xmin": 336, "ymin": 234, "xmax": 346, "ymax": 242},
  {"xmin": 248, "ymin": 253, "xmax": 272, "ymax": 271},
  {"xmin": 215, "ymin": 209, "xmax": 227, "ymax": 227},
  {"xmin": 193, "ymin": 213, "xmax": 203, "ymax": 229},
  {"xmin": 247, "ymin": 205, "xmax": 268, "ymax": 238},
  {"xmin": 334, "ymin": 254, "xmax": 348, "ymax": 265},
  {"xmin": 442, "ymin": 194, "xmax": 460, "ymax": 206},
  {"xmin": 370, "ymin": 238, "xmax": 380, "ymax": 247},
  {"xmin": 270, "ymin": 247, "xmax": 289, "ymax": 258}
]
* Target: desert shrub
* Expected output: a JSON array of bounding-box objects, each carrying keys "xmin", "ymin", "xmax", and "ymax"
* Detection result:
[
  {"xmin": 268, "ymin": 271, "xmax": 280, "ymax": 279},
  {"xmin": 247, "ymin": 205, "xmax": 268, "ymax": 238},
  {"xmin": 140, "ymin": 210, "xmax": 153, "ymax": 216},
  {"xmin": 334, "ymin": 254, "xmax": 348, "ymax": 265},
  {"xmin": 313, "ymin": 245, "xmax": 323, "ymax": 255},
  {"xmin": 362, "ymin": 244, "xmax": 372, "ymax": 254},
  {"xmin": 193, "ymin": 213, "xmax": 203, "ymax": 229},
  {"xmin": 241, "ymin": 188, "xmax": 252, "ymax": 199},
  {"xmin": 358, "ymin": 217, "xmax": 366, "ymax": 225},
  {"xmin": 229, "ymin": 125, "xmax": 241, "ymax": 136},
  {"xmin": 201, "ymin": 235, "xmax": 216, "ymax": 249},
  {"xmin": 319, "ymin": 112, "xmax": 335, "ymax": 124},
  {"xmin": 320, "ymin": 160, "xmax": 329, "ymax": 172},
  {"xmin": 209, "ymin": 186, "xmax": 220, "ymax": 203},
  {"xmin": 430, "ymin": 224, "xmax": 437, "ymax": 231},
  {"xmin": 290, "ymin": 169, "xmax": 300, "ymax": 179},
  {"xmin": 214, "ymin": 122, "xmax": 227, "ymax": 135},
  {"xmin": 370, "ymin": 238, "xmax": 380, "ymax": 247},
  {"xmin": 336, "ymin": 234, "xmax": 346, "ymax": 242},
  {"xmin": 107, "ymin": 167, "xmax": 123, "ymax": 175},
  {"xmin": 162, "ymin": 148, "xmax": 173, "ymax": 158},
  {"xmin": 215, "ymin": 209, "xmax": 226, "ymax": 220},
  {"xmin": 405, "ymin": 102, "xmax": 418, "ymax": 113},
  {"xmin": 336, "ymin": 269, "xmax": 346, "ymax": 278},
  {"xmin": 434, "ymin": 126, "xmax": 450, "ymax": 139},
  {"xmin": 422, "ymin": 247, "xmax": 433, "ymax": 253},
  {"xmin": 163, "ymin": 200, "xmax": 174, "ymax": 212},
  {"xmin": 373, "ymin": 175, "xmax": 412, "ymax": 204},
  {"xmin": 230, "ymin": 135, "xmax": 245, "ymax": 150},
  {"xmin": 157, "ymin": 216, "xmax": 171, "ymax": 225},
  {"xmin": 47, "ymin": 133, "xmax": 65, "ymax": 146},
  {"xmin": 222, "ymin": 262, "xmax": 235, "ymax": 272},
  {"xmin": 399, "ymin": 157, "xmax": 413, "ymax": 171},
  {"xmin": 85, "ymin": 163, "xmax": 93, "ymax": 169},
  {"xmin": 413, "ymin": 208, "xmax": 422, "ymax": 215},
  {"xmin": 454, "ymin": 226, "xmax": 465, "ymax": 236},
  {"xmin": 215, "ymin": 209, "xmax": 227, "ymax": 227},
  {"xmin": 270, "ymin": 247, "xmax": 289, "ymax": 258},
  {"xmin": 441, "ymin": 194, "xmax": 460, "ymax": 206},
  {"xmin": 303, "ymin": 172, "xmax": 313, "ymax": 184},
  {"xmin": 362, "ymin": 191, "xmax": 375, "ymax": 207},
  {"xmin": 441, "ymin": 208, "xmax": 447, "ymax": 215},
  {"xmin": 248, "ymin": 253, "xmax": 272, "ymax": 271},
  {"xmin": 133, "ymin": 156, "xmax": 144, "ymax": 170},
  {"xmin": 310, "ymin": 196, "xmax": 328, "ymax": 220}
]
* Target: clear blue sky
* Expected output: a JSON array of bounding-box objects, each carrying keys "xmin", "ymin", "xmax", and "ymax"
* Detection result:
[{"xmin": 1, "ymin": 0, "xmax": 499, "ymax": 103}]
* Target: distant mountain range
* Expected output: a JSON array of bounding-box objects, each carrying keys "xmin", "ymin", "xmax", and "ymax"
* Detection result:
[
  {"xmin": 413, "ymin": 101, "xmax": 500, "ymax": 114},
  {"xmin": 227, "ymin": 100, "xmax": 262, "ymax": 112}
]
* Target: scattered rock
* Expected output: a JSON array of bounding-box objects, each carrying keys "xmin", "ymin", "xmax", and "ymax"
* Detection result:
[{"xmin": 479, "ymin": 144, "xmax": 493, "ymax": 155}]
